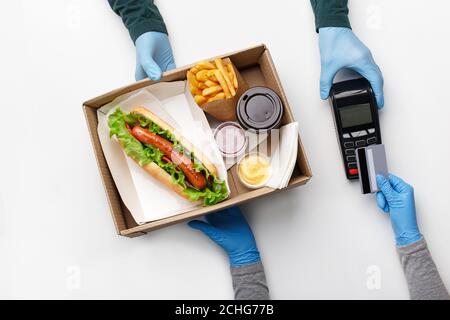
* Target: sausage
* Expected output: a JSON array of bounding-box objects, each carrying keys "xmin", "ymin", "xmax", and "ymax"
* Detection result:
[
  {"xmin": 161, "ymin": 155, "xmax": 172, "ymax": 163},
  {"xmin": 131, "ymin": 126, "xmax": 173, "ymax": 155},
  {"xmin": 131, "ymin": 126, "xmax": 207, "ymax": 190},
  {"xmin": 131, "ymin": 126, "xmax": 206, "ymax": 189}
]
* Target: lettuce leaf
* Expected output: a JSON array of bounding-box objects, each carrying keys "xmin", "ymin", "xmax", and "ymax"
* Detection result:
[
  {"xmin": 187, "ymin": 161, "xmax": 229, "ymax": 205},
  {"xmin": 108, "ymin": 108, "xmax": 228, "ymax": 206},
  {"xmin": 144, "ymin": 144, "xmax": 187, "ymax": 189},
  {"xmin": 108, "ymin": 108, "xmax": 151, "ymax": 166},
  {"xmin": 109, "ymin": 108, "xmax": 186, "ymax": 188},
  {"xmin": 183, "ymin": 180, "xmax": 228, "ymax": 206}
]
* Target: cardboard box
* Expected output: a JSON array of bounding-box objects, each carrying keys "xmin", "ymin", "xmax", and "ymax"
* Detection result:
[{"xmin": 83, "ymin": 44, "xmax": 312, "ymax": 237}]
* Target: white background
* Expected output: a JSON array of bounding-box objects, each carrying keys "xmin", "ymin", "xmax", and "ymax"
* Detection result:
[{"xmin": 0, "ymin": 0, "xmax": 449, "ymax": 299}]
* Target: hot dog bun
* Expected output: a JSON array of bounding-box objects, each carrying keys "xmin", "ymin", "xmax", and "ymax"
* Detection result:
[
  {"xmin": 141, "ymin": 162, "xmax": 190, "ymax": 200},
  {"xmin": 132, "ymin": 107, "xmax": 219, "ymax": 178}
]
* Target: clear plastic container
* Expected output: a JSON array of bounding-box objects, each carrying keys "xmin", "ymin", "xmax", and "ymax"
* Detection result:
[{"xmin": 213, "ymin": 121, "xmax": 248, "ymax": 158}]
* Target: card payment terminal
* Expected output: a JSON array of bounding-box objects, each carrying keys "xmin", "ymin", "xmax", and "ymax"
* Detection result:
[{"xmin": 329, "ymin": 78, "xmax": 382, "ymax": 180}]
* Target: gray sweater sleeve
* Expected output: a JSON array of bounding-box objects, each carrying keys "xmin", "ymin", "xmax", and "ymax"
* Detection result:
[
  {"xmin": 230, "ymin": 262, "xmax": 270, "ymax": 300},
  {"xmin": 397, "ymin": 237, "xmax": 449, "ymax": 300}
]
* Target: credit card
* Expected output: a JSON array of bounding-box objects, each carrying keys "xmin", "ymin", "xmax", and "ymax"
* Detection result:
[{"xmin": 356, "ymin": 144, "xmax": 388, "ymax": 194}]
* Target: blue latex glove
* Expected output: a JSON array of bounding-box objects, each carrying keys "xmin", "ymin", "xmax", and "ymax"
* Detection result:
[
  {"xmin": 135, "ymin": 31, "xmax": 176, "ymax": 81},
  {"xmin": 188, "ymin": 207, "xmax": 261, "ymax": 268},
  {"xmin": 319, "ymin": 27, "xmax": 384, "ymax": 108},
  {"xmin": 376, "ymin": 174, "xmax": 422, "ymax": 246}
]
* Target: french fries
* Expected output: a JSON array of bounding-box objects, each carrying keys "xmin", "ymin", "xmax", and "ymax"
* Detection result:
[
  {"xmin": 196, "ymin": 70, "xmax": 209, "ymax": 82},
  {"xmin": 194, "ymin": 95, "xmax": 207, "ymax": 106},
  {"xmin": 204, "ymin": 80, "xmax": 219, "ymax": 88},
  {"xmin": 187, "ymin": 71, "xmax": 199, "ymax": 87},
  {"xmin": 215, "ymin": 58, "xmax": 236, "ymax": 97},
  {"xmin": 203, "ymin": 86, "xmax": 222, "ymax": 97},
  {"xmin": 215, "ymin": 69, "xmax": 231, "ymax": 99},
  {"xmin": 187, "ymin": 58, "xmax": 239, "ymax": 107},
  {"xmin": 208, "ymin": 92, "xmax": 225, "ymax": 103},
  {"xmin": 190, "ymin": 85, "xmax": 202, "ymax": 96},
  {"xmin": 227, "ymin": 63, "xmax": 238, "ymax": 89},
  {"xmin": 197, "ymin": 61, "xmax": 216, "ymax": 70}
]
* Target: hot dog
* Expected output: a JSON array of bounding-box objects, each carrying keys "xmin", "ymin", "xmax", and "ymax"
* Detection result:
[
  {"xmin": 108, "ymin": 106, "xmax": 228, "ymax": 206},
  {"xmin": 131, "ymin": 126, "xmax": 207, "ymax": 190}
]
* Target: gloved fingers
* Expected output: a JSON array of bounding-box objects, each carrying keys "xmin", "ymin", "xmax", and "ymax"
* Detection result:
[
  {"xmin": 164, "ymin": 60, "xmax": 176, "ymax": 72},
  {"xmin": 353, "ymin": 61, "xmax": 384, "ymax": 108},
  {"xmin": 205, "ymin": 207, "xmax": 249, "ymax": 231},
  {"xmin": 319, "ymin": 64, "xmax": 340, "ymax": 100},
  {"xmin": 157, "ymin": 57, "xmax": 176, "ymax": 73},
  {"xmin": 226, "ymin": 206, "xmax": 244, "ymax": 216},
  {"xmin": 376, "ymin": 175, "xmax": 395, "ymax": 200},
  {"xmin": 388, "ymin": 174, "xmax": 412, "ymax": 193},
  {"xmin": 140, "ymin": 57, "xmax": 162, "ymax": 81},
  {"xmin": 188, "ymin": 220, "xmax": 221, "ymax": 242},
  {"xmin": 135, "ymin": 63, "xmax": 147, "ymax": 81},
  {"xmin": 376, "ymin": 192, "xmax": 389, "ymax": 213},
  {"xmin": 158, "ymin": 45, "xmax": 176, "ymax": 72},
  {"xmin": 366, "ymin": 66, "xmax": 384, "ymax": 108},
  {"xmin": 205, "ymin": 208, "xmax": 237, "ymax": 226}
]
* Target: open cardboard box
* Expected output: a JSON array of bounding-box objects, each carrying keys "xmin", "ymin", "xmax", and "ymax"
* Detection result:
[{"xmin": 83, "ymin": 44, "xmax": 312, "ymax": 237}]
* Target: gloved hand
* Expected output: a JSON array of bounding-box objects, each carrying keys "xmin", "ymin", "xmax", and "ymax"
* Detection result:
[
  {"xmin": 135, "ymin": 31, "xmax": 176, "ymax": 81},
  {"xmin": 188, "ymin": 207, "xmax": 261, "ymax": 268},
  {"xmin": 319, "ymin": 27, "xmax": 384, "ymax": 108},
  {"xmin": 376, "ymin": 174, "xmax": 422, "ymax": 246}
]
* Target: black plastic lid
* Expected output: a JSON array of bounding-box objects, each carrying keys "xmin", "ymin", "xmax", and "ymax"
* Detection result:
[{"xmin": 236, "ymin": 87, "xmax": 284, "ymax": 131}]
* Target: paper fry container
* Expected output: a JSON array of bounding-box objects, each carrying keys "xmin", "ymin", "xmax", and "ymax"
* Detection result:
[{"xmin": 197, "ymin": 58, "xmax": 249, "ymax": 121}]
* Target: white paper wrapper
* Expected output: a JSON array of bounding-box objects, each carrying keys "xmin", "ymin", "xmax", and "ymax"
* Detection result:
[
  {"xmin": 266, "ymin": 122, "xmax": 299, "ymax": 189},
  {"xmin": 97, "ymin": 81, "xmax": 229, "ymax": 224}
]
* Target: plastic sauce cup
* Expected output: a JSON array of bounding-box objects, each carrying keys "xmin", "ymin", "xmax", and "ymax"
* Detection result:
[
  {"xmin": 214, "ymin": 121, "xmax": 248, "ymax": 158},
  {"xmin": 237, "ymin": 152, "xmax": 272, "ymax": 189}
]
